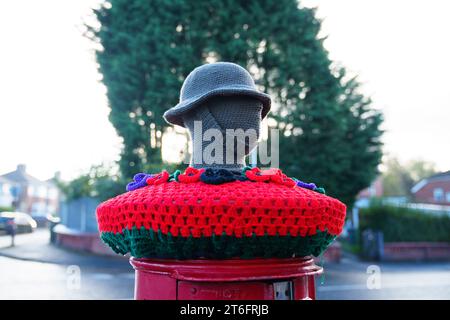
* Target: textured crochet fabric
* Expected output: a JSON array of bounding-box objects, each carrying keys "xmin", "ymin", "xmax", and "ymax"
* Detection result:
[
  {"xmin": 183, "ymin": 96, "xmax": 263, "ymax": 170},
  {"xmin": 163, "ymin": 62, "xmax": 271, "ymax": 127},
  {"xmin": 96, "ymin": 174, "xmax": 347, "ymax": 259}
]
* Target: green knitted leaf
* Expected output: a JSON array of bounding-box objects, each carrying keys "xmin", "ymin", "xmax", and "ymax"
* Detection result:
[{"xmin": 314, "ymin": 187, "xmax": 326, "ymax": 194}]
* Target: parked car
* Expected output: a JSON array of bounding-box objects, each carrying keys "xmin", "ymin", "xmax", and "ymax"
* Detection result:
[
  {"xmin": 0, "ymin": 215, "xmax": 15, "ymax": 233},
  {"xmin": 0, "ymin": 212, "xmax": 37, "ymax": 233}
]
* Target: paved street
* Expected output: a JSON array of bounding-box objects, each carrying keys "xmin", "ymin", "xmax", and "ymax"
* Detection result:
[
  {"xmin": 317, "ymin": 255, "xmax": 450, "ymax": 300},
  {"xmin": 0, "ymin": 230, "xmax": 449, "ymax": 299},
  {"xmin": 0, "ymin": 230, "xmax": 134, "ymax": 299}
]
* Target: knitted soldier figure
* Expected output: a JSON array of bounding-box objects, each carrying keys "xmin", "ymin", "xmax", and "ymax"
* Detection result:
[
  {"xmin": 182, "ymin": 96, "xmax": 262, "ymax": 171},
  {"xmin": 165, "ymin": 62, "xmax": 270, "ymax": 171},
  {"xmin": 96, "ymin": 62, "xmax": 347, "ymax": 259}
]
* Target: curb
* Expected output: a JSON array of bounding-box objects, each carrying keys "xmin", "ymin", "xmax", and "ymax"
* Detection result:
[
  {"xmin": 0, "ymin": 250, "xmax": 59, "ymax": 265},
  {"xmin": 0, "ymin": 244, "xmax": 129, "ymax": 266}
]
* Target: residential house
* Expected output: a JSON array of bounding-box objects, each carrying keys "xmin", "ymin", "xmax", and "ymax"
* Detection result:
[
  {"xmin": 0, "ymin": 164, "xmax": 60, "ymax": 215},
  {"xmin": 0, "ymin": 176, "xmax": 14, "ymax": 208},
  {"xmin": 354, "ymin": 176, "xmax": 384, "ymax": 208},
  {"xmin": 411, "ymin": 171, "xmax": 450, "ymax": 204}
]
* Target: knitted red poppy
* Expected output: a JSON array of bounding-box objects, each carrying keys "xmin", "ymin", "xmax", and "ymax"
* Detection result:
[{"xmin": 96, "ymin": 168, "xmax": 346, "ymax": 259}]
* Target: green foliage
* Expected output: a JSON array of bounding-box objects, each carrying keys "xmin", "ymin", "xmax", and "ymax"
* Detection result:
[
  {"xmin": 407, "ymin": 159, "xmax": 438, "ymax": 182},
  {"xmin": 340, "ymin": 240, "xmax": 362, "ymax": 255},
  {"xmin": 144, "ymin": 162, "xmax": 187, "ymax": 176},
  {"xmin": 59, "ymin": 165, "xmax": 125, "ymax": 202},
  {"xmin": 0, "ymin": 206, "xmax": 14, "ymax": 213},
  {"xmin": 59, "ymin": 163, "xmax": 187, "ymax": 202},
  {"xmin": 278, "ymin": 73, "xmax": 383, "ymax": 207},
  {"xmin": 360, "ymin": 205, "xmax": 450, "ymax": 242},
  {"xmin": 382, "ymin": 157, "xmax": 437, "ymax": 197},
  {"xmin": 89, "ymin": 0, "xmax": 203, "ymax": 178},
  {"xmin": 90, "ymin": 0, "xmax": 383, "ymax": 206}
]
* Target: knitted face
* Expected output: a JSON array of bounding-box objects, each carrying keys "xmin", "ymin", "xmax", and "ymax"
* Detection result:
[
  {"xmin": 207, "ymin": 96, "xmax": 262, "ymax": 135},
  {"xmin": 182, "ymin": 96, "xmax": 263, "ymax": 169}
]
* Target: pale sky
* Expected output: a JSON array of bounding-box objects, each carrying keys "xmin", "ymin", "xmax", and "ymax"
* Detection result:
[{"xmin": 0, "ymin": 0, "xmax": 449, "ymax": 180}]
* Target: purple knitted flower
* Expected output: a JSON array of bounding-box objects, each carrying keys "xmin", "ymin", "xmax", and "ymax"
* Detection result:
[
  {"xmin": 296, "ymin": 180, "xmax": 317, "ymax": 190},
  {"xmin": 126, "ymin": 173, "xmax": 153, "ymax": 191}
]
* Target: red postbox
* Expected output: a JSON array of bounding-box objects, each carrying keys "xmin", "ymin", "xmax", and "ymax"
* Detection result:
[{"xmin": 130, "ymin": 256, "xmax": 322, "ymax": 300}]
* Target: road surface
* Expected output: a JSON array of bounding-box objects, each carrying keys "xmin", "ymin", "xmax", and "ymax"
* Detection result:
[{"xmin": 0, "ymin": 230, "xmax": 449, "ymax": 299}]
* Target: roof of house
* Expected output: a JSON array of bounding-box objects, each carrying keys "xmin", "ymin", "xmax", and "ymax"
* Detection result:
[
  {"xmin": 427, "ymin": 171, "xmax": 450, "ymax": 180},
  {"xmin": 0, "ymin": 170, "xmax": 42, "ymax": 185},
  {"xmin": 0, "ymin": 165, "xmax": 49, "ymax": 186},
  {"xmin": 0, "ymin": 176, "xmax": 12, "ymax": 184},
  {"xmin": 44, "ymin": 177, "xmax": 58, "ymax": 187},
  {"xmin": 411, "ymin": 170, "xmax": 450, "ymax": 193}
]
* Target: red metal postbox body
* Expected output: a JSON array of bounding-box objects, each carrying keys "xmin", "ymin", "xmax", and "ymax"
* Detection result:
[{"xmin": 130, "ymin": 256, "xmax": 322, "ymax": 300}]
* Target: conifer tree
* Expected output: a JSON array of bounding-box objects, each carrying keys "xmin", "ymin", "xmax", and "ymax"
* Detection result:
[{"xmin": 91, "ymin": 0, "xmax": 383, "ymax": 206}]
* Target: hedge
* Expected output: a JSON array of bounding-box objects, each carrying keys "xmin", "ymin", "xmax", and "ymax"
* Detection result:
[{"xmin": 360, "ymin": 205, "xmax": 450, "ymax": 242}]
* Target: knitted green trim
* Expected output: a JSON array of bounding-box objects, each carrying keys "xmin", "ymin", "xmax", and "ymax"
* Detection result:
[{"xmin": 100, "ymin": 227, "xmax": 336, "ymax": 259}]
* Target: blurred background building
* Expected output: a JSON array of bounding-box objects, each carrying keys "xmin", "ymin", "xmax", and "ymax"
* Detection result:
[
  {"xmin": 411, "ymin": 171, "xmax": 450, "ymax": 205},
  {"xmin": 0, "ymin": 164, "xmax": 60, "ymax": 215},
  {"xmin": 0, "ymin": 176, "xmax": 15, "ymax": 208}
]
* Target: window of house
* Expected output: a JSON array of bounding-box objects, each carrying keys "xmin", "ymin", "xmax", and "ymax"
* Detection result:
[
  {"xmin": 446, "ymin": 192, "xmax": 450, "ymax": 203},
  {"xmin": 48, "ymin": 188, "xmax": 58, "ymax": 200},
  {"xmin": 47, "ymin": 204, "xmax": 56, "ymax": 214},
  {"xmin": 38, "ymin": 186, "xmax": 47, "ymax": 198},
  {"xmin": 31, "ymin": 202, "xmax": 46, "ymax": 215},
  {"xmin": 433, "ymin": 188, "xmax": 444, "ymax": 202}
]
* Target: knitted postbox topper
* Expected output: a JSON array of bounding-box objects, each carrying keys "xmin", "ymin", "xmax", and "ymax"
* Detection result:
[
  {"xmin": 96, "ymin": 62, "xmax": 347, "ymax": 259},
  {"xmin": 97, "ymin": 167, "xmax": 346, "ymax": 259}
]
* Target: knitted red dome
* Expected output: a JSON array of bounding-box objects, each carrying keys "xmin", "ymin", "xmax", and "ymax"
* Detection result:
[{"xmin": 96, "ymin": 167, "xmax": 346, "ymax": 259}]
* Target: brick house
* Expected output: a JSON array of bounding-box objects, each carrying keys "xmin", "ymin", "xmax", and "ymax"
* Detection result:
[
  {"xmin": 411, "ymin": 171, "xmax": 450, "ymax": 204},
  {"xmin": 354, "ymin": 176, "xmax": 383, "ymax": 208},
  {"xmin": 0, "ymin": 164, "xmax": 60, "ymax": 215},
  {"xmin": 357, "ymin": 176, "xmax": 383, "ymax": 199}
]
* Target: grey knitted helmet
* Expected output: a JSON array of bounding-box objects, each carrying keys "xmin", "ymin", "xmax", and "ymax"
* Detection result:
[{"xmin": 163, "ymin": 62, "xmax": 271, "ymax": 127}]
